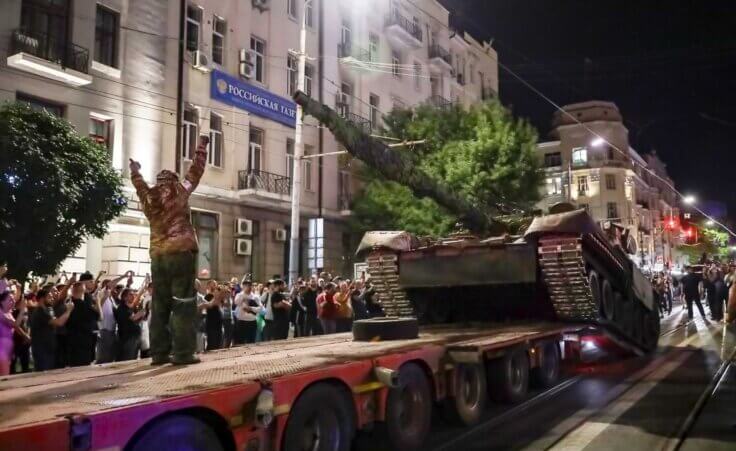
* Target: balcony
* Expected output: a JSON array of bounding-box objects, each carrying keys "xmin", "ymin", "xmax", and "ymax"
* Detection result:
[
  {"xmin": 426, "ymin": 95, "xmax": 455, "ymax": 110},
  {"xmin": 7, "ymin": 28, "xmax": 92, "ymax": 86},
  {"xmin": 384, "ymin": 10, "xmax": 422, "ymax": 49},
  {"xmin": 335, "ymin": 96, "xmax": 372, "ymax": 133},
  {"xmin": 337, "ymin": 42, "xmax": 373, "ymax": 71},
  {"xmin": 428, "ymin": 44, "xmax": 452, "ymax": 72},
  {"xmin": 237, "ymin": 170, "xmax": 291, "ymax": 202}
]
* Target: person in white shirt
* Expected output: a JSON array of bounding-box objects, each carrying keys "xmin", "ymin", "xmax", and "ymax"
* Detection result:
[{"xmin": 233, "ymin": 279, "xmax": 261, "ymax": 344}]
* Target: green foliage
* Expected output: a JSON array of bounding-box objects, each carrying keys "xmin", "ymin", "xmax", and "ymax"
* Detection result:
[
  {"xmin": 676, "ymin": 225, "xmax": 730, "ymax": 263},
  {"xmin": 351, "ymin": 100, "xmax": 542, "ymax": 236},
  {"xmin": 0, "ymin": 102, "xmax": 125, "ymax": 280}
]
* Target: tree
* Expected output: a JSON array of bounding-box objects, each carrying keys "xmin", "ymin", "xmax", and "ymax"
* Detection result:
[
  {"xmin": 0, "ymin": 103, "xmax": 126, "ymax": 280},
  {"xmin": 350, "ymin": 100, "xmax": 542, "ymax": 236},
  {"xmin": 676, "ymin": 225, "xmax": 730, "ymax": 264}
]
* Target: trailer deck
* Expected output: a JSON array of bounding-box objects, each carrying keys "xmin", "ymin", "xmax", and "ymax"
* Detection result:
[{"xmin": 0, "ymin": 322, "xmax": 580, "ymax": 433}]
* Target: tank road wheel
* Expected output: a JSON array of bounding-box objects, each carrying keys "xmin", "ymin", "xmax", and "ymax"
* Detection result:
[
  {"xmin": 588, "ymin": 271, "xmax": 602, "ymax": 316},
  {"xmin": 442, "ymin": 363, "xmax": 487, "ymax": 426},
  {"xmin": 377, "ymin": 363, "xmax": 433, "ymax": 451},
  {"xmin": 601, "ymin": 279, "xmax": 616, "ymax": 321},
  {"xmin": 128, "ymin": 415, "xmax": 224, "ymax": 451},
  {"xmin": 283, "ymin": 383, "xmax": 355, "ymax": 451},
  {"xmin": 488, "ymin": 347, "xmax": 529, "ymax": 403},
  {"xmin": 531, "ymin": 341, "xmax": 561, "ymax": 388}
]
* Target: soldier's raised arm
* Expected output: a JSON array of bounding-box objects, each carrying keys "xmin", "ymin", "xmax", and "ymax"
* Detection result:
[
  {"xmin": 129, "ymin": 158, "xmax": 149, "ymax": 198},
  {"xmin": 183, "ymin": 135, "xmax": 209, "ymax": 195}
]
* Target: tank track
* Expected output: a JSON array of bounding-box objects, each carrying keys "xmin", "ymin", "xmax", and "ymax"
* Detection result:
[
  {"xmin": 366, "ymin": 252, "xmax": 413, "ymax": 317},
  {"xmin": 537, "ymin": 237, "xmax": 598, "ymax": 321}
]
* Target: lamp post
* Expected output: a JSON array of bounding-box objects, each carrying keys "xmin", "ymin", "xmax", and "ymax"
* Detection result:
[{"xmin": 288, "ymin": 0, "xmax": 312, "ymax": 288}]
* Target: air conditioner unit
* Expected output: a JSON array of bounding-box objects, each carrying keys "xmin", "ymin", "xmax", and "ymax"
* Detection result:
[
  {"xmin": 239, "ymin": 62, "xmax": 255, "ymax": 79},
  {"xmin": 239, "ymin": 48, "xmax": 256, "ymax": 66},
  {"xmin": 235, "ymin": 238, "xmax": 252, "ymax": 256},
  {"xmin": 192, "ymin": 50, "xmax": 210, "ymax": 72},
  {"xmin": 274, "ymin": 228, "xmax": 288, "ymax": 242},
  {"xmin": 252, "ymin": 0, "xmax": 270, "ymax": 11},
  {"xmin": 235, "ymin": 218, "xmax": 253, "ymax": 236}
]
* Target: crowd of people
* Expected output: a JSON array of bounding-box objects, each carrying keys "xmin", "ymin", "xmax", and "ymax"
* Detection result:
[
  {"xmin": 0, "ymin": 263, "xmax": 384, "ymax": 375},
  {"xmin": 651, "ymin": 257, "xmax": 736, "ymax": 323}
]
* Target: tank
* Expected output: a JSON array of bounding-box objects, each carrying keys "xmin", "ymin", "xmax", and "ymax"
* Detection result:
[{"xmin": 293, "ymin": 92, "xmax": 660, "ymax": 353}]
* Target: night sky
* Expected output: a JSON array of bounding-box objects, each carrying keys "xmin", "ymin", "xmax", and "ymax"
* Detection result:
[{"xmin": 441, "ymin": 0, "xmax": 736, "ymax": 215}]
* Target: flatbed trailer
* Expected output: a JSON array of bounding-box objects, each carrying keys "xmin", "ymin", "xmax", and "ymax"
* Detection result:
[{"xmin": 0, "ymin": 321, "xmax": 597, "ymax": 451}]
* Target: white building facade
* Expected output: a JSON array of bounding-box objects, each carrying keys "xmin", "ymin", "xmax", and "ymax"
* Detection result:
[{"xmin": 2, "ymin": 0, "xmax": 497, "ymax": 281}]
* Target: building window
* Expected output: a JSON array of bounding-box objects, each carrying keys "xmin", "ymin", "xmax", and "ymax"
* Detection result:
[
  {"xmin": 305, "ymin": 1, "xmax": 314, "ymax": 27},
  {"xmin": 391, "ymin": 51, "xmax": 401, "ymax": 77},
  {"xmin": 369, "ymin": 93, "xmax": 380, "ymax": 130},
  {"xmin": 469, "ymin": 64, "xmax": 475, "ymax": 84},
  {"xmin": 414, "ymin": 62, "xmax": 421, "ymax": 90},
  {"xmin": 607, "ymin": 202, "xmax": 619, "ymax": 219},
  {"xmin": 287, "ymin": 0, "xmax": 297, "ymax": 19},
  {"xmin": 186, "ymin": 4, "xmax": 202, "ymax": 52},
  {"xmin": 209, "ymin": 113, "xmax": 223, "ymax": 167},
  {"xmin": 94, "ymin": 5, "xmax": 119, "ymax": 68},
  {"xmin": 544, "ymin": 152, "xmax": 562, "ymax": 168},
  {"xmin": 287, "ymin": 53, "xmax": 297, "ymax": 95},
  {"xmin": 338, "ymin": 82, "xmax": 352, "ymax": 116},
  {"xmin": 579, "ymin": 203, "xmax": 589, "ymax": 212},
  {"xmin": 17, "ymin": 93, "xmax": 64, "ymax": 117},
  {"xmin": 249, "ymin": 127, "xmax": 263, "ymax": 171},
  {"xmin": 605, "ymin": 174, "xmax": 616, "ymax": 190},
  {"xmin": 546, "ymin": 177, "xmax": 562, "ymax": 196},
  {"xmin": 286, "ymin": 138, "xmax": 295, "ymax": 179},
  {"xmin": 192, "ymin": 211, "xmax": 218, "ymax": 279},
  {"xmin": 250, "ymin": 36, "xmax": 266, "ymax": 83},
  {"xmin": 304, "ymin": 145, "xmax": 313, "ymax": 190},
  {"xmin": 577, "ymin": 175, "xmax": 588, "ymax": 196},
  {"xmin": 341, "ymin": 19, "xmax": 351, "ymax": 46},
  {"xmin": 89, "ymin": 116, "xmax": 112, "ymax": 151},
  {"xmin": 182, "ymin": 107, "xmax": 198, "ymax": 159},
  {"xmin": 304, "ymin": 63, "xmax": 314, "ymax": 97},
  {"xmin": 572, "ymin": 147, "xmax": 588, "ymax": 166},
  {"xmin": 212, "ymin": 16, "xmax": 225, "ymax": 65},
  {"xmin": 338, "ymin": 170, "xmax": 350, "ymax": 210},
  {"xmin": 369, "ymin": 33, "xmax": 379, "ymax": 62}
]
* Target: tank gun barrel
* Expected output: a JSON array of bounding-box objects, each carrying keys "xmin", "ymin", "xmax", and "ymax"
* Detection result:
[{"xmin": 293, "ymin": 91, "xmax": 500, "ymax": 233}]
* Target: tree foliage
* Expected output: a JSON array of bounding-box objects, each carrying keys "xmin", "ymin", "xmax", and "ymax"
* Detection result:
[
  {"xmin": 676, "ymin": 225, "xmax": 730, "ymax": 263},
  {"xmin": 350, "ymin": 100, "xmax": 542, "ymax": 236},
  {"xmin": 0, "ymin": 103, "xmax": 125, "ymax": 280}
]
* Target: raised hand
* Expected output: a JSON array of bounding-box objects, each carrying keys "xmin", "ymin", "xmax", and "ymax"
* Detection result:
[{"xmin": 129, "ymin": 158, "xmax": 142, "ymax": 174}]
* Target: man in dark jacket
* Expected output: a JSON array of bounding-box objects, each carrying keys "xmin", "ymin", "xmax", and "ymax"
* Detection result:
[
  {"xmin": 301, "ymin": 278, "xmax": 321, "ymax": 336},
  {"xmin": 66, "ymin": 274, "xmax": 101, "ymax": 366},
  {"xmin": 681, "ymin": 266, "xmax": 706, "ymax": 321}
]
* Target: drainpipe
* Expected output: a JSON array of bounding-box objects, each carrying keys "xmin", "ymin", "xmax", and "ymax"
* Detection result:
[
  {"xmin": 317, "ymin": 0, "xmax": 324, "ymax": 217},
  {"xmin": 174, "ymin": 0, "xmax": 185, "ymax": 174}
]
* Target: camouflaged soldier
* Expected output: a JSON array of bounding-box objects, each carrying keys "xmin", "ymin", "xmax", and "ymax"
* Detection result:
[{"xmin": 129, "ymin": 136, "xmax": 209, "ymax": 365}]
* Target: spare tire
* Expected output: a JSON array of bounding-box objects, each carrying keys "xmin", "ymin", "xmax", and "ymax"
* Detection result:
[{"xmin": 353, "ymin": 317, "xmax": 419, "ymax": 341}]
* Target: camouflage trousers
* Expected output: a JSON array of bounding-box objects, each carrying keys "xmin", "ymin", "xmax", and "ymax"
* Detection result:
[{"xmin": 150, "ymin": 251, "xmax": 198, "ymax": 362}]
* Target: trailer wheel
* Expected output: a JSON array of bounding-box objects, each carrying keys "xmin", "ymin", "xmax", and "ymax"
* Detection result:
[
  {"xmin": 488, "ymin": 347, "xmax": 529, "ymax": 403},
  {"xmin": 378, "ymin": 362, "xmax": 432, "ymax": 451},
  {"xmin": 282, "ymin": 383, "xmax": 355, "ymax": 451},
  {"xmin": 353, "ymin": 317, "xmax": 419, "ymax": 341},
  {"xmin": 601, "ymin": 279, "xmax": 616, "ymax": 320},
  {"xmin": 531, "ymin": 341, "xmax": 560, "ymax": 388},
  {"xmin": 442, "ymin": 363, "xmax": 487, "ymax": 426},
  {"xmin": 127, "ymin": 415, "xmax": 223, "ymax": 451}
]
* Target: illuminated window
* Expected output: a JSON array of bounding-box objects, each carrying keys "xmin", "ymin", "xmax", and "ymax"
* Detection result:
[
  {"xmin": 89, "ymin": 116, "xmax": 112, "ymax": 152},
  {"xmin": 605, "ymin": 174, "xmax": 616, "ymax": 190},
  {"xmin": 572, "ymin": 147, "xmax": 588, "ymax": 166},
  {"xmin": 577, "ymin": 176, "xmax": 588, "ymax": 196},
  {"xmin": 546, "ymin": 177, "xmax": 562, "ymax": 195}
]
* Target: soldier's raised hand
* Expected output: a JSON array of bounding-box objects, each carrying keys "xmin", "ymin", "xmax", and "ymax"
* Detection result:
[{"xmin": 129, "ymin": 158, "xmax": 142, "ymax": 174}]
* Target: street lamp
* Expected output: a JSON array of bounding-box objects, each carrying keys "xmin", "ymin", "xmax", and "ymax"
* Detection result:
[
  {"xmin": 683, "ymin": 195, "xmax": 696, "ymax": 205},
  {"xmin": 706, "ymin": 220, "xmax": 714, "ymax": 226},
  {"xmin": 590, "ymin": 137, "xmax": 606, "ymax": 147}
]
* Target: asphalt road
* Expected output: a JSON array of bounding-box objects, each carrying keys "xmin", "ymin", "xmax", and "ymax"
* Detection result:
[{"xmin": 429, "ymin": 306, "xmax": 736, "ymax": 451}]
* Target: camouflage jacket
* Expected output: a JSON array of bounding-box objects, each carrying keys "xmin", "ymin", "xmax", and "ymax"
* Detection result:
[{"xmin": 131, "ymin": 147, "xmax": 207, "ymax": 257}]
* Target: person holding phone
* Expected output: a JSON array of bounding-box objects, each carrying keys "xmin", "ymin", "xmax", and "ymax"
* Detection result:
[{"xmin": 129, "ymin": 135, "xmax": 209, "ymax": 365}]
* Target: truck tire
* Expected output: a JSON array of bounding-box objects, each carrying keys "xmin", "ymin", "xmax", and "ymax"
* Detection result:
[
  {"xmin": 127, "ymin": 415, "xmax": 223, "ymax": 451},
  {"xmin": 442, "ymin": 363, "xmax": 487, "ymax": 426},
  {"xmin": 589, "ymin": 271, "xmax": 602, "ymax": 314},
  {"xmin": 601, "ymin": 279, "xmax": 616, "ymax": 321},
  {"xmin": 282, "ymin": 383, "xmax": 355, "ymax": 451},
  {"xmin": 531, "ymin": 341, "xmax": 560, "ymax": 388},
  {"xmin": 378, "ymin": 362, "xmax": 432, "ymax": 451},
  {"xmin": 487, "ymin": 347, "xmax": 529, "ymax": 403},
  {"xmin": 352, "ymin": 317, "xmax": 419, "ymax": 341}
]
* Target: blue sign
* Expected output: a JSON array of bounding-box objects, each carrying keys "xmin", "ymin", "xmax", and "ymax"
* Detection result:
[{"xmin": 210, "ymin": 70, "xmax": 296, "ymax": 128}]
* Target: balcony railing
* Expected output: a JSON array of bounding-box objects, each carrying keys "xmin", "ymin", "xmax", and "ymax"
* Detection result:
[
  {"xmin": 11, "ymin": 28, "xmax": 89, "ymax": 74},
  {"xmin": 337, "ymin": 42, "xmax": 372, "ymax": 63},
  {"xmin": 426, "ymin": 95, "xmax": 454, "ymax": 110},
  {"xmin": 345, "ymin": 112, "xmax": 371, "ymax": 133},
  {"xmin": 428, "ymin": 44, "xmax": 451, "ymax": 65},
  {"xmin": 385, "ymin": 10, "xmax": 422, "ymax": 43},
  {"xmin": 238, "ymin": 170, "xmax": 291, "ymax": 196}
]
